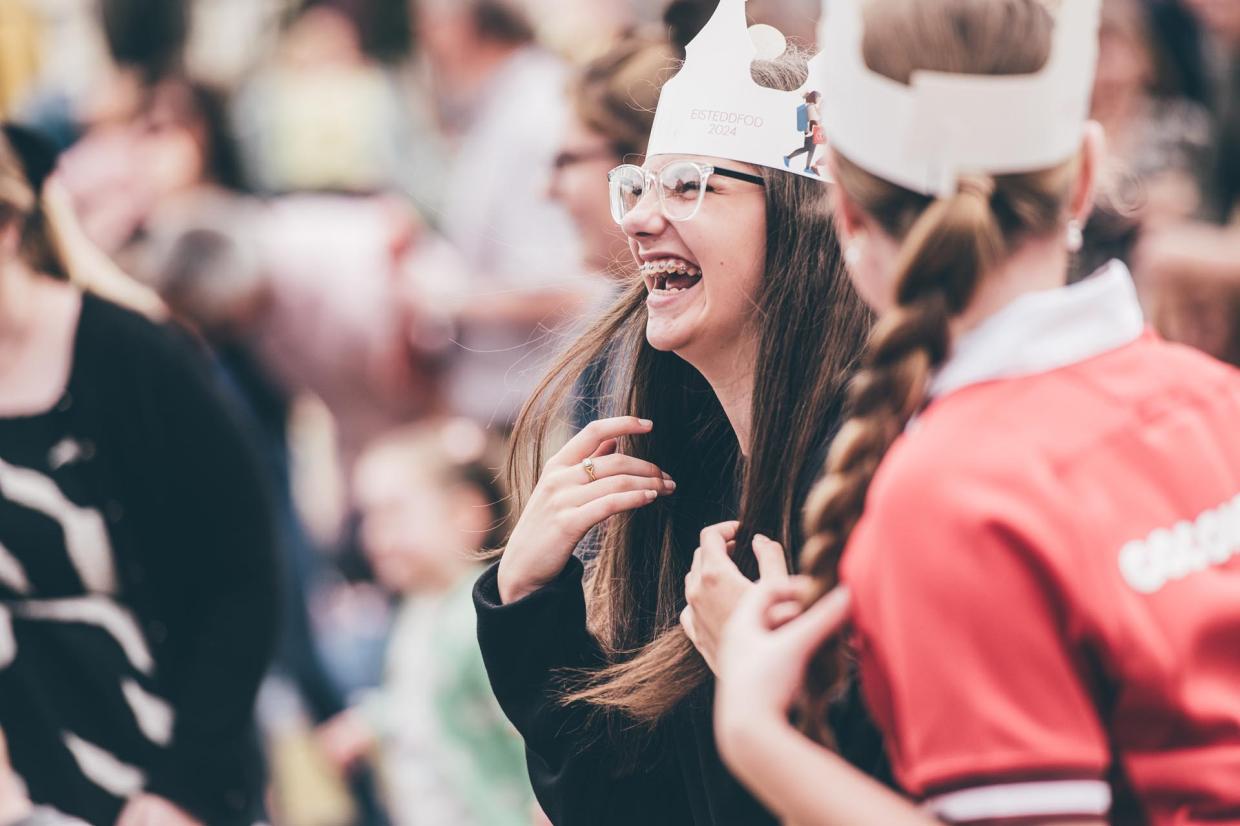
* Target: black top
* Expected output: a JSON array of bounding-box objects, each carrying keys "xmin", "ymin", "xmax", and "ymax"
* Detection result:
[
  {"xmin": 474, "ymin": 443, "xmax": 889, "ymax": 826},
  {"xmin": 0, "ymin": 293, "xmax": 278, "ymax": 825}
]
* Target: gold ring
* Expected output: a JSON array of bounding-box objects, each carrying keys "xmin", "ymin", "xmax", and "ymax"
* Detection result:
[{"xmin": 582, "ymin": 457, "xmax": 598, "ymax": 483}]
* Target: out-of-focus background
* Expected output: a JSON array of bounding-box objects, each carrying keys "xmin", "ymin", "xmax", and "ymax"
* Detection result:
[{"xmin": 0, "ymin": 0, "xmax": 1236, "ymax": 823}]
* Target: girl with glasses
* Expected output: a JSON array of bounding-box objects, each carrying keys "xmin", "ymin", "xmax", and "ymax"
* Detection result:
[
  {"xmin": 473, "ymin": 10, "xmax": 884, "ymax": 826},
  {"xmin": 714, "ymin": 1, "xmax": 1240, "ymax": 824}
]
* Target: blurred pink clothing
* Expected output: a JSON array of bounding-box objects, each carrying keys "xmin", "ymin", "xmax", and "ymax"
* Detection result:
[{"xmin": 253, "ymin": 194, "xmax": 446, "ymax": 460}]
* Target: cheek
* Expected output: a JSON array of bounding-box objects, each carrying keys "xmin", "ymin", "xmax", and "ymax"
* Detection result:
[
  {"xmin": 695, "ymin": 216, "xmax": 766, "ymax": 304},
  {"xmin": 562, "ymin": 169, "xmax": 603, "ymax": 212}
]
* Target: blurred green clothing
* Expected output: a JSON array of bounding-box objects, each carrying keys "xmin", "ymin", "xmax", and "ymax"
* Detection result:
[{"xmin": 360, "ymin": 573, "xmax": 534, "ymax": 826}]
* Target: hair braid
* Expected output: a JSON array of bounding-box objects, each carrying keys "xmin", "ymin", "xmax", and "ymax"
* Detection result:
[
  {"xmin": 790, "ymin": 0, "xmax": 1079, "ymax": 745},
  {"xmin": 798, "ymin": 176, "xmax": 1005, "ymax": 741}
]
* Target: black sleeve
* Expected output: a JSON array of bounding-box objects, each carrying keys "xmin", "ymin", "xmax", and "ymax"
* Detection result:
[
  {"xmin": 138, "ymin": 331, "xmax": 279, "ymax": 824},
  {"xmin": 475, "ymin": 558, "xmax": 692, "ymax": 826}
]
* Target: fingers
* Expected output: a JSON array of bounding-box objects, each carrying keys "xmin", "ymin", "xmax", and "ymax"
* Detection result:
[
  {"xmin": 766, "ymin": 600, "xmax": 803, "ymax": 628},
  {"xmin": 556, "ymin": 417, "xmax": 654, "ymax": 466},
  {"xmin": 753, "ymin": 534, "xmax": 790, "ymax": 583},
  {"xmin": 727, "ymin": 576, "xmax": 792, "ymax": 634},
  {"xmin": 680, "ymin": 605, "xmax": 697, "ymax": 644},
  {"xmin": 564, "ymin": 473, "xmax": 674, "ymax": 507},
  {"xmin": 782, "ymin": 584, "xmax": 852, "ymax": 653},
  {"xmin": 591, "ymin": 438, "xmax": 619, "ymax": 458},
  {"xmin": 574, "ymin": 488, "xmax": 659, "ymax": 527},
  {"xmin": 584, "ymin": 453, "xmax": 668, "ymax": 483},
  {"xmin": 699, "ymin": 521, "xmax": 740, "ymax": 552}
]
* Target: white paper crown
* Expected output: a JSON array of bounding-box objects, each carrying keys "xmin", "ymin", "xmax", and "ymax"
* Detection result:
[
  {"xmin": 646, "ymin": 0, "xmax": 829, "ymax": 180},
  {"xmin": 816, "ymin": 0, "xmax": 1102, "ymax": 197}
]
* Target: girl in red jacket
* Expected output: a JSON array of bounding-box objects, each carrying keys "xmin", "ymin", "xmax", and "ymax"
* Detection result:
[{"xmin": 713, "ymin": 0, "xmax": 1240, "ymax": 824}]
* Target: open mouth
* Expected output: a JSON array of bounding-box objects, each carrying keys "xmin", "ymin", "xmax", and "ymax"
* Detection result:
[{"xmin": 640, "ymin": 258, "xmax": 703, "ymax": 295}]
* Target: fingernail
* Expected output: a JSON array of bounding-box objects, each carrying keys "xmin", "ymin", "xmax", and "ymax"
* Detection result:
[
  {"xmin": 644, "ymin": 489, "xmax": 658, "ymax": 500},
  {"xmin": 753, "ymin": 533, "xmax": 768, "ymax": 544},
  {"xmin": 638, "ymin": 418, "xmax": 653, "ymax": 428},
  {"xmin": 662, "ymin": 472, "xmax": 672, "ymax": 481},
  {"xmin": 664, "ymin": 479, "xmax": 677, "ymax": 492}
]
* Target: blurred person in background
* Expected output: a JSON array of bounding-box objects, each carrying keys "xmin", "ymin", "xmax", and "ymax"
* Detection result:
[
  {"xmin": 135, "ymin": 84, "xmax": 421, "ymax": 825},
  {"xmin": 416, "ymin": 0, "xmax": 598, "ymax": 427},
  {"xmin": 1092, "ymin": 0, "xmax": 1213, "ymax": 225},
  {"xmin": 0, "ymin": 122, "xmax": 165, "ymax": 319},
  {"xmin": 231, "ymin": 1, "xmax": 436, "ymax": 201},
  {"xmin": 0, "ymin": 125, "xmax": 276, "ymax": 825},
  {"xmin": 1071, "ymin": 0, "xmax": 1216, "ymax": 279},
  {"xmin": 547, "ymin": 28, "xmax": 676, "ymax": 430},
  {"xmin": 549, "ymin": 30, "xmax": 675, "ymax": 281},
  {"xmin": 1183, "ymin": 0, "xmax": 1240, "ymax": 221},
  {"xmin": 51, "ymin": 0, "xmax": 189, "ymax": 253},
  {"xmin": 117, "ymin": 66, "xmax": 433, "ymax": 467},
  {"xmin": 316, "ymin": 420, "xmax": 538, "ymax": 826},
  {"xmin": 1134, "ymin": 0, "xmax": 1240, "ymax": 365}
]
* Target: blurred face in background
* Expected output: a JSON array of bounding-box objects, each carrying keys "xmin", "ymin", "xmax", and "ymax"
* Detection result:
[
  {"xmin": 356, "ymin": 456, "xmax": 488, "ymax": 594},
  {"xmin": 416, "ymin": 7, "xmax": 469, "ymax": 69},
  {"xmin": 282, "ymin": 6, "xmax": 365, "ymax": 69},
  {"xmin": 1093, "ymin": 0, "xmax": 1154, "ymax": 120},
  {"xmin": 548, "ymin": 115, "xmax": 627, "ymax": 276},
  {"xmin": 1183, "ymin": 0, "xmax": 1240, "ymax": 44},
  {"xmin": 139, "ymin": 81, "xmax": 209, "ymax": 200}
]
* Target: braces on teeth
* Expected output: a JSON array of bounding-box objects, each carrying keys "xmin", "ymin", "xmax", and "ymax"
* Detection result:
[
  {"xmin": 640, "ymin": 260, "xmax": 703, "ymax": 278},
  {"xmin": 640, "ymin": 260, "xmax": 703, "ymax": 293}
]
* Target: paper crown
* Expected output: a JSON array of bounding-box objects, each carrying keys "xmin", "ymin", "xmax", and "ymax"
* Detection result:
[
  {"xmin": 816, "ymin": 0, "xmax": 1102, "ymax": 197},
  {"xmin": 646, "ymin": 0, "xmax": 828, "ymax": 180}
]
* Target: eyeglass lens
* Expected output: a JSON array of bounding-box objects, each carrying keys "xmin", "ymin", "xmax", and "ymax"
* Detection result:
[{"xmin": 608, "ymin": 162, "xmax": 707, "ymax": 224}]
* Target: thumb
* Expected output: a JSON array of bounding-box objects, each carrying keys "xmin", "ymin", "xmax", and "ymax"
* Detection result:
[
  {"xmin": 752, "ymin": 534, "xmax": 790, "ymax": 582},
  {"xmin": 780, "ymin": 585, "xmax": 852, "ymax": 654},
  {"xmin": 729, "ymin": 577, "xmax": 799, "ymax": 632}
]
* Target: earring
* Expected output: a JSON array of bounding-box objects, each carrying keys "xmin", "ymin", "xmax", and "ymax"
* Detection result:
[
  {"xmin": 843, "ymin": 235, "xmax": 865, "ymax": 266},
  {"xmin": 1066, "ymin": 219, "xmax": 1084, "ymax": 254}
]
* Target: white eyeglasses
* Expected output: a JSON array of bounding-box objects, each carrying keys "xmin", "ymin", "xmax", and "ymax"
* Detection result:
[{"xmin": 607, "ymin": 160, "xmax": 765, "ymax": 224}]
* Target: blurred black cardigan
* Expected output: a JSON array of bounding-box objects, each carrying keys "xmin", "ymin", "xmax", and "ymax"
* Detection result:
[{"xmin": 55, "ymin": 294, "xmax": 278, "ymax": 823}]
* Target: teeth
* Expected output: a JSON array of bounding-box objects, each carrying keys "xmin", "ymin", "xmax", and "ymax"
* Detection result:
[{"xmin": 640, "ymin": 259, "xmax": 702, "ymax": 277}]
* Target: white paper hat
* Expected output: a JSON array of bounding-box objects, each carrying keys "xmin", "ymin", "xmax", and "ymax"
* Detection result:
[
  {"xmin": 816, "ymin": 0, "xmax": 1102, "ymax": 197},
  {"xmin": 646, "ymin": 0, "xmax": 829, "ymax": 180}
]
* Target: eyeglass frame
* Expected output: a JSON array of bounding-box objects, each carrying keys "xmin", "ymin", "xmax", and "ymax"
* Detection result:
[{"xmin": 606, "ymin": 161, "xmax": 765, "ymax": 225}]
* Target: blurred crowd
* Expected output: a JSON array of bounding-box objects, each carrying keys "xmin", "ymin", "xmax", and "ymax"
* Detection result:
[{"xmin": 0, "ymin": 0, "xmax": 1236, "ymax": 824}]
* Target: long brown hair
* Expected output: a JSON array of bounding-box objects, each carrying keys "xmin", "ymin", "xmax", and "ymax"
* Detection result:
[
  {"xmin": 505, "ymin": 50, "xmax": 871, "ymax": 726},
  {"xmin": 798, "ymin": 0, "xmax": 1083, "ymax": 741}
]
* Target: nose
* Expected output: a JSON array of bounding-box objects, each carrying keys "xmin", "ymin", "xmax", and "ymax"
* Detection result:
[{"xmin": 619, "ymin": 183, "xmax": 668, "ymax": 240}]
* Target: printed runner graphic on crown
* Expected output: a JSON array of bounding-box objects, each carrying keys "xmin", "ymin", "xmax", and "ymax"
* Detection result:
[{"xmin": 646, "ymin": 0, "xmax": 829, "ymax": 181}]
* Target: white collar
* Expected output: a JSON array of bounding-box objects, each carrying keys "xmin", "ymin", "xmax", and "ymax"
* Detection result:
[{"xmin": 929, "ymin": 260, "xmax": 1145, "ymax": 399}]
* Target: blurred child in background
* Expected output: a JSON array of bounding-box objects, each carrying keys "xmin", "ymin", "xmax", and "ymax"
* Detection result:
[{"xmin": 316, "ymin": 419, "xmax": 537, "ymax": 826}]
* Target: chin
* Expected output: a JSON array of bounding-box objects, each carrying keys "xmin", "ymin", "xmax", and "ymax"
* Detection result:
[{"xmin": 645, "ymin": 320, "xmax": 693, "ymax": 353}]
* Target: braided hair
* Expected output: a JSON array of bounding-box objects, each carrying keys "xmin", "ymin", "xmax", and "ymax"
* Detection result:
[{"xmin": 797, "ymin": 0, "xmax": 1083, "ymax": 742}]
